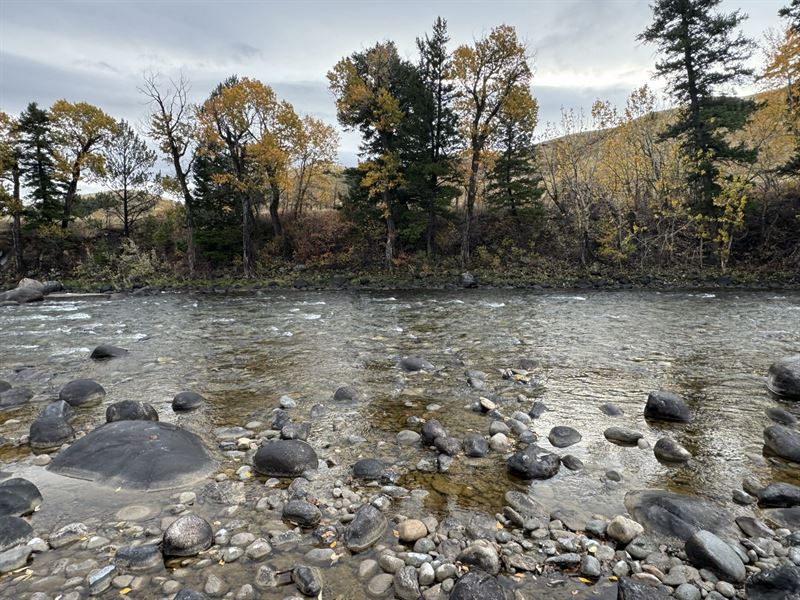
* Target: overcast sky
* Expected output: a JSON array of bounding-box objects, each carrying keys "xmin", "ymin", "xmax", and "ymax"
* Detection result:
[{"xmin": 0, "ymin": 0, "xmax": 787, "ymax": 166}]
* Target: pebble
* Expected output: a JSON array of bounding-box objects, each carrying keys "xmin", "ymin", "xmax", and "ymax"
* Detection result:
[{"xmin": 397, "ymin": 519, "xmax": 427, "ymax": 543}]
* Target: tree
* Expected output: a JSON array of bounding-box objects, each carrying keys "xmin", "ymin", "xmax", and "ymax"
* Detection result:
[
  {"xmin": 102, "ymin": 120, "xmax": 160, "ymax": 236},
  {"xmin": 140, "ymin": 73, "xmax": 199, "ymax": 276},
  {"xmin": 402, "ymin": 17, "xmax": 460, "ymax": 257},
  {"xmin": 485, "ymin": 86, "xmax": 542, "ymax": 220},
  {"xmin": 780, "ymin": 0, "xmax": 800, "ymax": 31},
  {"xmin": 198, "ymin": 76, "xmax": 302, "ymax": 276},
  {"xmin": 16, "ymin": 102, "xmax": 60, "ymax": 224},
  {"xmin": 639, "ymin": 0, "xmax": 757, "ymax": 217},
  {"xmin": 329, "ymin": 42, "xmax": 413, "ymax": 266},
  {"xmin": 0, "ymin": 111, "xmax": 24, "ymax": 272},
  {"xmin": 451, "ymin": 24, "xmax": 532, "ymax": 266},
  {"xmin": 50, "ymin": 100, "xmax": 118, "ymax": 229},
  {"xmin": 291, "ymin": 115, "xmax": 339, "ymax": 216}
]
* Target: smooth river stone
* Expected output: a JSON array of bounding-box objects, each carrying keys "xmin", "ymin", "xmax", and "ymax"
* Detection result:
[
  {"xmin": 0, "ymin": 478, "xmax": 42, "ymax": 518},
  {"xmin": 0, "ymin": 515, "xmax": 33, "ymax": 551},
  {"xmin": 59, "ymin": 379, "xmax": 106, "ymax": 408},
  {"xmin": 644, "ymin": 390, "xmax": 691, "ymax": 422},
  {"xmin": 172, "ymin": 391, "xmax": 204, "ymax": 412},
  {"xmin": 48, "ymin": 421, "xmax": 215, "ymax": 491},
  {"xmin": 767, "ymin": 355, "xmax": 800, "ymax": 400},
  {"xmin": 253, "ymin": 440, "xmax": 318, "ymax": 477},
  {"xmin": 764, "ymin": 424, "xmax": 800, "ymax": 463},
  {"xmin": 106, "ymin": 400, "xmax": 159, "ymax": 423},
  {"xmin": 344, "ymin": 505, "xmax": 387, "ymax": 553},
  {"xmin": 624, "ymin": 490, "xmax": 734, "ymax": 543}
]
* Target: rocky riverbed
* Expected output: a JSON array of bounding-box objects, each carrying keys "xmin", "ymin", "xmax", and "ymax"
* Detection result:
[{"xmin": 0, "ymin": 286, "xmax": 799, "ymax": 599}]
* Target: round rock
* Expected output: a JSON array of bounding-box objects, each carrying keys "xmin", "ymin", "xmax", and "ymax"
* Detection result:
[
  {"xmin": 767, "ymin": 355, "xmax": 800, "ymax": 400},
  {"xmin": 47, "ymin": 420, "xmax": 215, "ymax": 491},
  {"xmin": 172, "ymin": 391, "xmax": 204, "ymax": 411},
  {"xmin": 90, "ymin": 344, "xmax": 128, "ymax": 360},
  {"xmin": 449, "ymin": 570, "xmax": 504, "ymax": 600},
  {"xmin": 654, "ymin": 437, "xmax": 692, "ymax": 463},
  {"xmin": 253, "ymin": 440, "xmax": 318, "ymax": 477},
  {"xmin": 162, "ymin": 515, "xmax": 213, "ymax": 557},
  {"xmin": 344, "ymin": 505, "xmax": 386, "ymax": 553},
  {"xmin": 0, "ymin": 478, "xmax": 42, "ymax": 517},
  {"xmin": 0, "ymin": 515, "xmax": 33, "ymax": 552},
  {"xmin": 508, "ymin": 445, "xmax": 561, "ymax": 479},
  {"xmin": 764, "ymin": 424, "xmax": 800, "ymax": 463},
  {"xmin": 352, "ymin": 458, "xmax": 384, "ymax": 481},
  {"xmin": 29, "ymin": 416, "xmax": 75, "ymax": 451},
  {"xmin": 604, "ymin": 427, "xmax": 643, "ymax": 445},
  {"xmin": 106, "ymin": 400, "xmax": 159, "ymax": 423},
  {"xmin": 59, "ymin": 379, "xmax": 106, "ymax": 408},
  {"xmin": 333, "ymin": 386, "xmax": 358, "ymax": 402},
  {"xmin": 114, "ymin": 544, "xmax": 163, "ymax": 572},
  {"xmin": 463, "ymin": 433, "xmax": 489, "ymax": 457},
  {"xmin": 644, "ymin": 390, "xmax": 691, "ymax": 422},
  {"xmin": 399, "ymin": 357, "xmax": 434, "ymax": 372},
  {"xmin": 548, "ymin": 426, "xmax": 581, "ymax": 448},
  {"xmin": 282, "ymin": 499, "xmax": 322, "ymax": 528}
]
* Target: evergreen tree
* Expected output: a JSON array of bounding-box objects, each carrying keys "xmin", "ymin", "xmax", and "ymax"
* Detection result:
[
  {"xmin": 401, "ymin": 17, "xmax": 460, "ymax": 257},
  {"xmin": 780, "ymin": 0, "xmax": 800, "ymax": 31},
  {"xmin": 16, "ymin": 102, "xmax": 61, "ymax": 223},
  {"xmin": 485, "ymin": 87, "xmax": 543, "ymax": 221},
  {"xmin": 639, "ymin": 0, "xmax": 757, "ymax": 217}
]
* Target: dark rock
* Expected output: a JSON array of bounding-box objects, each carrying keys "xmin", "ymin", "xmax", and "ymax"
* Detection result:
[
  {"xmin": 0, "ymin": 478, "xmax": 42, "ymax": 517},
  {"xmin": 463, "ymin": 433, "xmax": 489, "ymax": 457},
  {"xmin": 114, "ymin": 544, "xmax": 163, "ymax": 572},
  {"xmin": 41, "ymin": 280, "xmax": 63, "ymax": 294},
  {"xmin": 162, "ymin": 514, "xmax": 213, "ymax": 557},
  {"xmin": 624, "ymin": 490, "xmax": 733, "ymax": 543},
  {"xmin": 434, "ymin": 436, "xmax": 461, "ymax": 456},
  {"xmin": 29, "ymin": 416, "xmax": 75, "ymax": 451},
  {"xmin": 757, "ymin": 482, "xmax": 800, "ymax": 507},
  {"xmin": 644, "ymin": 391, "xmax": 691, "ymax": 422},
  {"xmin": 282, "ymin": 500, "xmax": 321, "ymax": 528},
  {"xmin": 253, "ymin": 440, "xmax": 318, "ymax": 477},
  {"xmin": 172, "ymin": 391, "xmax": 204, "ymax": 411},
  {"xmin": 684, "ymin": 530, "xmax": 745, "ymax": 582},
  {"xmin": 600, "ymin": 403, "xmax": 624, "ymax": 416},
  {"xmin": 0, "ymin": 516, "xmax": 33, "ymax": 552},
  {"xmin": 344, "ymin": 505, "xmax": 386, "ymax": 552},
  {"xmin": 653, "ymin": 437, "xmax": 691, "ymax": 463},
  {"xmin": 292, "ymin": 565, "xmax": 322, "ymax": 596},
  {"xmin": 280, "ymin": 422, "xmax": 310, "ymax": 441},
  {"xmin": 399, "ymin": 356, "xmax": 434, "ymax": 372},
  {"xmin": 0, "ymin": 387, "xmax": 33, "ymax": 410},
  {"xmin": 766, "ymin": 408, "xmax": 797, "ymax": 426},
  {"xmin": 48, "ymin": 420, "xmax": 215, "ymax": 491},
  {"xmin": 548, "ymin": 426, "xmax": 581, "ymax": 448},
  {"xmin": 745, "ymin": 564, "xmax": 800, "ymax": 600},
  {"xmin": 617, "ymin": 576, "xmax": 671, "ymax": 599},
  {"xmin": 39, "ymin": 400, "xmax": 75, "ymax": 422},
  {"xmin": 106, "ymin": 400, "xmax": 159, "ymax": 423},
  {"xmin": 333, "ymin": 386, "xmax": 359, "ymax": 402},
  {"xmin": 767, "ymin": 355, "xmax": 800, "ymax": 400},
  {"xmin": 561, "ymin": 455, "xmax": 584, "ymax": 470},
  {"xmin": 174, "ymin": 591, "xmax": 210, "ymax": 600},
  {"xmin": 449, "ymin": 570, "xmax": 504, "ymax": 600},
  {"xmin": 352, "ymin": 458, "xmax": 384, "ymax": 481},
  {"xmin": 59, "ymin": 379, "xmax": 105, "ymax": 408},
  {"xmin": 421, "ymin": 419, "xmax": 447, "ymax": 445},
  {"xmin": 0, "ymin": 381, "xmax": 9, "ymax": 393},
  {"xmin": 90, "ymin": 344, "xmax": 128, "ymax": 360},
  {"xmin": 508, "ymin": 445, "xmax": 561, "ymax": 479},
  {"xmin": 270, "ymin": 408, "xmax": 291, "ymax": 430},
  {"xmin": 764, "ymin": 424, "xmax": 800, "ymax": 463},
  {"xmin": 457, "ymin": 541, "xmax": 500, "ymax": 574},
  {"xmin": 0, "ymin": 287, "xmax": 43, "ymax": 303},
  {"xmin": 528, "ymin": 402, "xmax": 548, "ymax": 418},
  {"xmin": 735, "ymin": 516, "xmax": 774, "ymax": 538},
  {"xmin": 604, "ymin": 426, "xmax": 643, "ymax": 445}
]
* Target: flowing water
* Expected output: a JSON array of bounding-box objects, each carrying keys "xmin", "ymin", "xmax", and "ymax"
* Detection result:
[{"xmin": 1, "ymin": 288, "xmax": 799, "ymax": 597}]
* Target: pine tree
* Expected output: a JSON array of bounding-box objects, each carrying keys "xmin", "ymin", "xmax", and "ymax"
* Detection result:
[
  {"xmin": 485, "ymin": 88, "xmax": 543, "ymax": 221},
  {"xmin": 780, "ymin": 0, "xmax": 800, "ymax": 31},
  {"xmin": 16, "ymin": 102, "xmax": 61, "ymax": 223},
  {"xmin": 639, "ymin": 0, "xmax": 757, "ymax": 217}
]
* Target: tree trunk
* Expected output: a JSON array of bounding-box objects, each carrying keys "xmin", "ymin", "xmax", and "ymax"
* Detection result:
[
  {"xmin": 122, "ymin": 185, "xmax": 130, "ymax": 237},
  {"xmin": 270, "ymin": 184, "xmax": 282, "ymax": 237},
  {"xmin": 426, "ymin": 174, "xmax": 437, "ymax": 257},
  {"xmin": 12, "ymin": 163, "xmax": 23, "ymax": 273},
  {"xmin": 461, "ymin": 143, "xmax": 481, "ymax": 267},
  {"xmin": 62, "ymin": 161, "xmax": 80, "ymax": 230},
  {"xmin": 242, "ymin": 194, "xmax": 255, "ymax": 278},
  {"xmin": 384, "ymin": 190, "xmax": 396, "ymax": 268}
]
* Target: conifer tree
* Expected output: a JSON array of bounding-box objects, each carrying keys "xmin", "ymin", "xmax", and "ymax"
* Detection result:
[{"xmin": 16, "ymin": 102, "xmax": 61, "ymax": 223}]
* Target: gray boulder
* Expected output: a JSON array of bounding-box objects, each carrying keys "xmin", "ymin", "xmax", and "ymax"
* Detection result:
[
  {"xmin": 684, "ymin": 530, "xmax": 745, "ymax": 582},
  {"xmin": 767, "ymin": 356, "xmax": 800, "ymax": 400},
  {"xmin": 0, "ymin": 387, "xmax": 33, "ymax": 410},
  {"xmin": 114, "ymin": 544, "xmax": 163, "ymax": 573},
  {"xmin": 106, "ymin": 400, "xmax": 159, "ymax": 423},
  {"xmin": 764, "ymin": 424, "xmax": 800, "ymax": 463},
  {"xmin": 449, "ymin": 570, "xmax": 504, "ymax": 600},
  {"xmin": 508, "ymin": 445, "xmax": 561, "ymax": 479},
  {"xmin": 59, "ymin": 379, "xmax": 105, "ymax": 408},
  {"xmin": 253, "ymin": 440, "xmax": 318, "ymax": 477},
  {"xmin": 757, "ymin": 482, "xmax": 800, "ymax": 507},
  {"xmin": 617, "ymin": 576, "xmax": 671, "ymax": 599},
  {"xmin": 29, "ymin": 416, "xmax": 75, "ymax": 451},
  {"xmin": 162, "ymin": 515, "xmax": 213, "ymax": 557},
  {"xmin": 624, "ymin": 490, "xmax": 733, "ymax": 543},
  {"xmin": 745, "ymin": 564, "xmax": 800, "ymax": 600},
  {"xmin": 333, "ymin": 386, "xmax": 359, "ymax": 402},
  {"xmin": 399, "ymin": 356, "xmax": 434, "ymax": 372},
  {"xmin": 0, "ymin": 478, "xmax": 42, "ymax": 517},
  {"xmin": 172, "ymin": 391, "xmax": 204, "ymax": 411},
  {"xmin": 548, "ymin": 426, "xmax": 581, "ymax": 448},
  {"xmin": 654, "ymin": 437, "xmax": 691, "ymax": 463},
  {"xmin": 0, "ymin": 516, "xmax": 33, "ymax": 552},
  {"xmin": 344, "ymin": 505, "xmax": 386, "ymax": 553},
  {"xmin": 644, "ymin": 390, "xmax": 691, "ymax": 422},
  {"xmin": 604, "ymin": 427, "xmax": 643, "ymax": 445},
  {"xmin": 90, "ymin": 344, "xmax": 128, "ymax": 360},
  {"xmin": 0, "ymin": 287, "xmax": 43, "ymax": 303}
]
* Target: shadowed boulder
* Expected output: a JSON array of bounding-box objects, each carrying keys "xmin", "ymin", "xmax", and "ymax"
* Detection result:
[
  {"xmin": 48, "ymin": 421, "xmax": 215, "ymax": 491},
  {"xmin": 106, "ymin": 400, "xmax": 159, "ymax": 423},
  {"xmin": 172, "ymin": 391, "xmax": 204, "ymax": 412},
  {"xmin": 59, "ymin": 379, "xmax": 105, "ymax": 408},
  {"xmin": 764, "ymin": 425, "xmax": 800, "ymax": 464},
  {"xmin": 449, "ymin": 570, "xmax": 504, "ymax": 600},
  {"xmin": 0, "ymin": 287, "xmax": 43, "ymax": 303},
  {"xmin": 0, "ymin": 516, "xmax": 33, "ymax": 552},
  {"xmin": 624, "ymin": 490, "xmax": 733, "ymax": 544},
  {"xmin": 333, "ymin": 386, "xmax": 359, "ymax": 402},
  {"xmin": 0, "ymin": 387, "xmax": 33, "ymax": 410},
  {"xmin": 0, "ymin": 478, "xmax": 42, "ymax": 517},
  {"xmin": 767, "ymin": 356, "xmax": 800, "ymax": 400},
  {"xmin": 253, "ymin": 440, "xmax": 318, "ymax": 477},
  {"xmin": 162, "ymin": 514, "xmax": 213, "ymax": 557},
  {"xmin": 90, "ymin": 344, "xmax": 128, "ymax": 360},
  {"xmin": 508, "ymin": 445, "xmax": 561, "ymax": 479},
  {"xmin": 29, "ymin": 416, "xmax": 75, "ymax": 452},
  {"xmin": 344, "ymin": 504, "xmax": 387, "ymax": 552},
  {"xmin": 644, "ymin": 391, "xmax": 691, "ymax": 422},
  {"xmin": 399, "ymin": 357, "xmax": 434, "ymax": 372}
]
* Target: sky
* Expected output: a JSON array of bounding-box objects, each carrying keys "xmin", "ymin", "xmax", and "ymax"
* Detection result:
[{"xmin": 0, "ymin": 0, "xmax": 788, "ymax": 166}]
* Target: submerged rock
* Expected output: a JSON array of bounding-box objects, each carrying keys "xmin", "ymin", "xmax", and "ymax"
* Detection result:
[
  {"xmin": 421, "ymin": 419, "xmax": 447, "ymax": 445},
  {"xmin": 767, "ymin": 355, "xmax": 800, "ymax": 400},
  {"xmin": 764, "ymin": 424, "xmax": 800, "ymax": 463},
  {"xmin": 106, "ymin": 400, "xmax": 159, "ymax": 423},
  {"xmin": 766, "ymin": 407, "xmax": 797, "ymax": 426},
  {"xmin": 0, "ymin": 478, "xmax": 42, "ymax": 518},
  {"xmin": 114, "ymin": 544, "xmax": 163, "ymax": 573},
  {"xmin": 162, "ymin": 515, "xmax": 213, "ymax": 557},
  {"xmin": 39, "ymin": 400, "xmax": 75, "ymax": 422},
  {"xmin": 90, "ymin": 344, "xmax": 128, "ymax": 360},
  {"xmin": 253, "ymin": 440, "xmax": 318, "ymax": 477},
  {"xmin": 29, "ymin": 416, "xmax": 75, "ymax": 451},
  {"xmin": 172, "ymin": 391, "xmax": 204, "ymax": 411},
  {"xmin": 600, "ymin": 402, "xmax": 624, "ymax": 416},
  {"xmin": 352, "ymin": 458, "xmax": 384, "ymax": 481},
  {"xmin": 604, "ymin": 427, "xmax": 642, "ymax": 445},
  {"xmin": 644, "ymin": 391, "xmax": 691, "ymax": 422},
  {"xmin": 59, "ymin": 379, "xmax": 105, "ymax": 408},
  {"xmin": 333, "ymin": 386, "xmax": 359, "ymax": 402},
  {"xmin": 0, "ymin": 387, "xmax": 33, "ymax": 410},
  {"xmin": 463, "ymin": 433, "xmax": 489, "ymax": 457},
  {"xmin": 344, "ymin": 505, "xmax": 386, "ymax": 553},
  {"xmin": 757, "ymin": 482, "xmax": 800, "ymax": 507},
  {"xmin": 508, "ymin": 445, "xmax": 561, "ymax": 479},
  {"xmin": 48, "ymin": 420, "xmax": 215, "ymax": 491},
  {"xmin": 617, "ymin": 576, "xmax": 671, "ymax": 599},
  {"xmin": 624, "ymin": 490, "xmax": 733, "ymax": 543},
  {"xmin": 399, "ymin": 356, "xmax": 434, "ymax": 372}
]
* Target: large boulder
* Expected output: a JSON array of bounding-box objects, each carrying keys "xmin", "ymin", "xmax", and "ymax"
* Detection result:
[
  {"xmin": 48, "ymin": 421, "xmax": 215, "ymax": 491},
  {"xmin": 624, "ymin": 490, "xmax": 733, "ymax": 544},
  {"xmin": 757, "ymin": 482, "xmax": 800, "ymax": 508},
  {"xmin": 113, "ymin": 544, "xmax": 163, "ymax": 573},
  {"xmin": 59, "ymin": 379, "xmax": 105, "ymax": 408},
  {"xmin": 253, "ymin": 440, "xmax": 318, "ymax": 477},
  {"xmin": 90, "ymin": 344, "xmax": 128, "ymax": 360},
  {"xmin": 16, "ymin": 278, "xmax": 45, "ymax": 292},
  {"xmin": 0, "ymin": 387, "xmax": 33, "ymax": 410},
  {"xmin": 644, "ymin": 391, "xmax": 691, "ymax": 422},
  {"xmin": 0, "ymin": 287, "xmax": 43, "ymax": 303},
  {"xmin": 162, "ymin": 515, "xmax": 213, "ymax": 557},
  {"xmin": 767, "ymin": 356, "xmax": 800, "ymax": 400},
  {"xmin": 449, "ymin": 570, "xmax": 504, "ymax": 600},
  {"xmin": 508, "ymin": 445, "xmax": 561, "ymax": 479},
  {"xmin": 0, "ymin": 516, "xmax": 33, "ymax": 552},
  {"xmin": 172, "ymin": 391, "xmax": 204, "ymax": 412},
  {"xmin": 39, "ymin": 400, "xmax": 76, "ymax": 422},
  {"xmin": 764, "ymin": 424, "xmax": 800, "ymax": 463},
  {"xmin": 0, "ymin": 478, "xmax": 42, "ymax": 517},
  {"xmin": 343, "ymin": 505, "xmax": 387, "ymax": 553},
  {"xmin": 684, "ymin": 530, "xmax": 745, "ymax": 582},
  {"xmin": 41, "ymin": 280, "xmax": 64, "ymax": 295},
  {"xmin": 106, "ymin": 400, "xmax": 159, "ymax": 423},
  {"xmin": 745, "ymin": 564, "xmax": 800, "ymax": 600},
  {"xmin": 29, "ymin": 416, "xmax": 75, "ymax": 452},
  {"xmin": 604, "ymin": 427, "xmax": 643, "ymax": 445}
]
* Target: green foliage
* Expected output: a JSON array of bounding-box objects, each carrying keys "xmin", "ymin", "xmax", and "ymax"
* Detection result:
[{"xmin": 17, "ymin": 102, "xmax": 61, "ymax": 224}]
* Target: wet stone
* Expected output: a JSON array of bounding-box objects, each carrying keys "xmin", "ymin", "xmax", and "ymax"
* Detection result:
[
  {"xmin": 90, "ymin": 344, "xmax": 128, "ymax": 360},
  {"xmin": 114, "ymin": 544, "xmax": 163, "ymax": 573},
  {"xmin": 644, "ymin": 390, "xmax": 691, "ymax": 422},
  {"xmin": 282, "ymin": 499, "xmax": 321, "ymax": 528},
  {"xmin": 162, "ymin": 515, "xmax": 213, "ymax": 557},
  {"xmin": 507, "ymin": 445, "xmax": 561, "ymax": 479},
  {"xmin": 462, "ymin": 433, "xmax": 489, "ymax": 457},
  {"xmin": 0, "ymin": 515, "xmax": 33, "ymax": 551},
  {"xmin": 353, "ymin": 458, "xmax": 385, "ymax": 480},
  {"xmin": 548, "ymin": 426, "xmax": 581, "ymax": 448},
  {"xmin": 292, "ymin": 565, "xmax": 322, "ymax": 596},
  {"xmin": 604, "ymin": 426, "xmax": 643, "ymax": 445},
  {"xmin": 59, "ymin": 379, "xmax": 106, "ymax": 408},
  {"xmin": 344, "ymin": 505, "xmax": 387, "ymax": 553},
  {"xmin": 172, "ymin": 391, "xmax": 205, "ymax": 411},
  {"xmin": 106, "ymin": 400, "xmax": 159, "ymax": 423},
  {"xmin": 253, "ymin": 440, "xmax": 318, "ymax": 477},
  {"xmin": 0, "ymin": 544, "xmax": 32, "ymax": 573}
]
